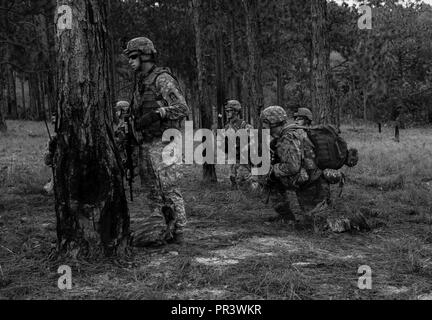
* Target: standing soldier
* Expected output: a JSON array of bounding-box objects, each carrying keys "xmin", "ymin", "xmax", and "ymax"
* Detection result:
[
  {"xmin": 223, "ymin": 100, "xmax": 253, "ymax": 189},
  {"xmin": 123, "ymin": 37, "xmax": 189, "ymax": 246}
]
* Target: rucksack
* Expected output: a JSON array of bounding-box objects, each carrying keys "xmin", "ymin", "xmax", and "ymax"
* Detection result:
[{"xmin": 304, "ymin": 125, "xmax": 348, "ymax": 170}]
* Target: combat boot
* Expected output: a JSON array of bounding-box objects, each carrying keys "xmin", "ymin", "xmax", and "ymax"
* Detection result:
[{"xmin": 168, "ymin": 232, "xmax": 184, "ymax": 245}]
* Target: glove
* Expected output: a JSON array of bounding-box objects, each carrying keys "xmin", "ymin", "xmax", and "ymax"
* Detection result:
[{"xmin": 135, "ymin": 111, "xmax": 161, "ymax": 131}]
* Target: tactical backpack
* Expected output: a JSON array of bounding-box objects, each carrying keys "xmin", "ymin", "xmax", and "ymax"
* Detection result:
[{"xmin": 303, "ymin": 125, "xmax": 348, "ymax": 170}]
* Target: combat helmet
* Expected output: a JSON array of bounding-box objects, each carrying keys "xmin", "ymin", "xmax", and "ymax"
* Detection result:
[
  {"xmin": 294, "ymin": 107, "xmax": 313, "ymax": 122},
  {"xmin": 260, "ymin": 106, "xmax": 288, "ymax": 126},
  {"xmin": 225, "ymin": 100, "xmax": 242, "ymax": 112},
  {"xmin": 115, "ymin": 100, "xmax": 130, "ymax": 112},
  {"xmin": 123, "ymin": 37, "xmax": 157, "ymax": 56}
]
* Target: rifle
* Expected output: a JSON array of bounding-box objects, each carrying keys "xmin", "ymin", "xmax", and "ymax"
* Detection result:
[
  {"xmin": 124, "ymin": 110, "xmax": 136, "ymax": 202},
  {"xmin": 123, "ymin": 76, "xmax": 139, "ymax": 202}
]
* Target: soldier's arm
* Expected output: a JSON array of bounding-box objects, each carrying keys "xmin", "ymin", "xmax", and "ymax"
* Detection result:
[
  {"xmin": 272, "ymin": 133, "xmax": 302, "ymax": 178},
  {"xmin": 155, "ymin": 73, "xmax": 190, "ymax": 120}
]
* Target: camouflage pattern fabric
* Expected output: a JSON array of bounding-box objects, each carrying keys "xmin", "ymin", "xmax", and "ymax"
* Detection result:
[
  {"xmin": 224, "ymin": 118, "xmax": 253, "ymax": 188},
  {"xmin": 131, "ymin": 139, "xmax": 186, "ymax": 247},
  {"xmin": 296, "ymin": 177, "xmax": 330, "ymax": 213},
  {"xmin": 131, "ymin": 65, "xmax": 189, "ymax": 246},
  {"xmin": 272, "ymin": 124, "xmax": 321, "ymax": 189}
]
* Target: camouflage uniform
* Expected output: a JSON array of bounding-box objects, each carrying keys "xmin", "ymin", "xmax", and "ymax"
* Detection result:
[
  {"xmin": 133, "ymin": 68, "xmax": 188, "ymax": 245},
  {"xmin": 43, "ymin": 135, "xmax": 57, "ymax": 194},
  {"xmin": 261, "ymin": 106, "xmax": 330, "ymax": 220},
  {"xmin": 124, "ymin": 37, "xmax": 189, "ymax": 246},
  {"xmin": 223, "ymin": 101, "xmax": 253, "ymax": 188}
]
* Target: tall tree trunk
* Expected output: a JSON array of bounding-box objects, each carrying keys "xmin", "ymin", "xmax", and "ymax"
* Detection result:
[
  {"xmin": 192, "ymin": 0, "xmax": 217, "ymax": 183},
  {"xmin": 21, "ymin": 74, "xmax": 26, "ymax": 119},
  {"xmin": 45, "ymin": 1, "xmax": 57, "ymax": 116},
  {"xmin": 28, "ymin": 74, "xmax": 36, "ymax": 119},
  {"xmin": 0, "ymin": 78, "xmax": 6, "ymax": 132},
  {"xmin": 55, "ymin": 0, "xmax": 129, "ymax": 257},
  {"xmin": 6, "ymin": 66, "xmax": 18, "ymax": 119},
  {"xmin": 311, "ymin": 0, "xmax": 332, "ymax": 124},
  {"xmin": 215, "ymin": 31, "xmax": 226, "ymax": 129},
  {"xmin": 276, "ymin": 68, "xmax": 283, "ymax": 106},
  {"xmin": 363, "ymin": 88, "xmax": 367, "ymax": 122},
  {"xmin": 242, "ymin": 0, "xmax": 263, "ymax": 127},
  {"xmin": 38, "ymin": 72, "xmax": 46, "ymax": 120}
]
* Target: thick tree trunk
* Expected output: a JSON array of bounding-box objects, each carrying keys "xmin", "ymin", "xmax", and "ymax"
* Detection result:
[
  {"xmin": 242, "ymin": 0, "xmax": 263, "ymax": 127},
  {"xmin": 311, "ymin": 0, "xmax": 332, "ymax": 125},
  {"xmin": 55, "ymin": 0, "xmax": 129, "ymax": 257},
  {"xmin": 192, "ymin": 0, "xmax": 217, "ymax": 183}
]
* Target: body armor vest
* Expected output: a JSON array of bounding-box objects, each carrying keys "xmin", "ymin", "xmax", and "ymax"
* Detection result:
[{"xmin": 133, "ymin": 66, "xmax": 181, "ymax": 141}]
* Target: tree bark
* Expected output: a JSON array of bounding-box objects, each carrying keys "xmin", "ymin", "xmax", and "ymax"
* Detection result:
[
  {"xmin": 20, "ymin": 74, "xmax": 26, "ymax": 118},
  {"xmin": 44, "ymin": 2, "xmax": 57, "ymax": 116},
  {"xmin": 242, "ymin": 0, "xmax": 263, "ymax": 126},
  {"xmin": 192, "ymin": 0, "xmax": 217, "ymax": 183},
  {"xmin": 0, "ymin": 78, "xmax": 6, "ymax": 132},
  {"xmin": 28, "ymin": 73, "xmax": 40, "ymax": 120},
  {"xmin": 215, "ymin": 31, "xmax": 226, "ymax": 129},
  {"xmin": 6, "ymin": 66, "xmax": 18, "ymax": 119},
  {"xmin": 311, "ymin": 0, "xmax": 332, "ymax": 124},
  {"xmin": 55, "ymin": 0, "xmax": 129, "ymax": 257}
]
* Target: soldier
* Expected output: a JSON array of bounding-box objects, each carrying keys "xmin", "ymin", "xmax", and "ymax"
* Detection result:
[
  {"xmin": 223, "ymin": 100, "xmax": 253, "ymax": 189},
  {"xmin": 43, "ymin": 113, "xmax": 57, "ymax": 195},
  {"xmin": 293, "ymin": 107, "xmax": 313, "ymax": 127},
  {"xmin": 123, "ymin": 37, "xmax": 189, "ymax": 246},
  {"xmin": 260, "ymin": 106, "xmax": 328, "ymax": 223},
  {"xmin": 113, "ymin": 100, "xmax": 130, "ymax": 145}
]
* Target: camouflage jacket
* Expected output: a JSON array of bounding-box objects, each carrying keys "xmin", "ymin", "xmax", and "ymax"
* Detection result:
[
  {"xmin": 132, "ymin": 66, "xmax": 190, "ymax": 141},
  {"xmin": 224, "ymin": 118, "xmax": 253, "ymax": 160},
  {"xmin": 224, "ymin": 118, "xmax": 253, "ymax": 132},
  {"xmin": 272, "ymin": 124, "xmax": 321, "ymax": 189}
]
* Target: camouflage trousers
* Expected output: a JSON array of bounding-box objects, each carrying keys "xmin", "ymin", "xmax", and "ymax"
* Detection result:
[
  {"xmin": 270, "ymin": 177, "xmax": 330, "ymax": 218},
  {"xmin": 131, "ymin": 139, "xmax": 186, "ymax": 246},
  {"xmin": 229, "ymin": 163, "xmax": 252, "ymax": 188}
]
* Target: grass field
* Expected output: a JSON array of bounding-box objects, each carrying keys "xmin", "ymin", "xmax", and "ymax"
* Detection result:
[{"xmin": 1, "ymin": 120, "xmax": 432, "ymax": 300}]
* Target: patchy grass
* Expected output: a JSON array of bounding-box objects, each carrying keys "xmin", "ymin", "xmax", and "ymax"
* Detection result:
[{"xmin": 1, "ymin": 121, "xmax": 432, "ymax": 300}]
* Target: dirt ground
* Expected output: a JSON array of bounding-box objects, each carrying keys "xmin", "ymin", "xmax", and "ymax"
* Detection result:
[{"xmin": 1, "ymin": 120, "xmax": 432, "ymax": 300}]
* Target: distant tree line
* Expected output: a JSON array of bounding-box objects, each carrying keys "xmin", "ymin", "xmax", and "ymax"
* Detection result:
[{"xmin": 1, "ymin": 0, "xmax": 432, "ymax": 133}]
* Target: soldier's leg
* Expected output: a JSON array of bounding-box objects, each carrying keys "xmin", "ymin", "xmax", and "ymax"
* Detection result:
[
  {"xmin": 131, "ymin": 143, "xmax": 167, "ymax": 246},
  {"xmin": 296, "ymin": 177, "xmax": 330, "ymax": 213},
  {"xmin": 268, "ymin": 189, "xmax": 295, "ymax": 222},
  {"xmin": 148, "ymin": 139, "xmax": 187, "ymax": 242}
]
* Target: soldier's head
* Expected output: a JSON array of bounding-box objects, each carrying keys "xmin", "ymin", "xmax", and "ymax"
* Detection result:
[
  {"xmin": 260, "ymin": 106, "xmax": 288, "ymax": 138},
  {"xmin": 225, "ymin": 100, "xmax": 242, "ymax": 121},
  {"xmin": 123, "ymin": 37, "xmax": 157, "ymax": 73},
  {"xmin": 115, "ymin": 100, "xmax": 130, "ymax": 119},
  {"xmin": 294, "ymin": 107, "xmax": 313, "ymax": 126}
]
